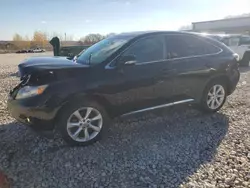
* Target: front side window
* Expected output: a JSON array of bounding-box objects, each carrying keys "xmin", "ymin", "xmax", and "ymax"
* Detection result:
[
  {"xmin": 121, "ymin": 36, "xmax": 164, "ymax": 64},
  {"xmin": 165, "ymin": 35, "xmax": 221, "ymax": 59},
  {"xmin": 77, "ymin": 36, "xmax": 131, "ymax": 65}
]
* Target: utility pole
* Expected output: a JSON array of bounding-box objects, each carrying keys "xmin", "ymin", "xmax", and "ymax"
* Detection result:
[{"xmin": 65, "ymin": 33, "xmax": 66, "ymax": 41}]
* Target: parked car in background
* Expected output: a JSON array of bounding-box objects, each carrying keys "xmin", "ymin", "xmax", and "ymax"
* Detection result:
[
  {"xmin": 8, "ymin": 31, "xmax": 240, "ymax": 146},
  {"xmin": 33, "ymin": 48, "xmax": 46, "ymax": 53},
  {"xmin": 16, "ymin": 48, "xmax": 46, "ymax": 54},
  {"xmin": 27, "ymin": 49, "xmax": 34, "ymax": 53},
  {"xmin": 16, "ymin": 49, "xmax": 28, "ymax": 53},
  {"xmin": 202, "ymin": 33, "xmax": 250, "ymax": 66}
]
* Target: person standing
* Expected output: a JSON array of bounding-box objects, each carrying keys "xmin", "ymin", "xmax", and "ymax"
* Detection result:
[{"xmin": 49, "ymin": 36, "xmax": 60, "ymax": 56}]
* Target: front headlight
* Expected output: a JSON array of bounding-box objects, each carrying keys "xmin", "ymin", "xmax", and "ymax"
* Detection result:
[{"xmin": 16, "ymin": 85, "xmax": 48, "ymax": 99}]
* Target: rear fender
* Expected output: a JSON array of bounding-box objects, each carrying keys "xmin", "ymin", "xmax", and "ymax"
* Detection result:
[{"xmin": 195, "ymin": 74, "xmax": 230, "ymax": 102}]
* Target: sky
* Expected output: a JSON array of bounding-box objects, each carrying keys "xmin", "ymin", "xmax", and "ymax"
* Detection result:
[{"xmin": 1, "ymin": 0, "xmax": 250, "ymax": 40}]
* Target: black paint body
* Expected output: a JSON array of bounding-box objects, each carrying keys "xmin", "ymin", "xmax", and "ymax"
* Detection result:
[{"xmin": 8, "ymin": 31, "xmax": 240, "ymax": 130}]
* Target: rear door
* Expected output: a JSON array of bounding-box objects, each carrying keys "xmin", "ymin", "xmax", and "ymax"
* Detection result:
[{"xmin": 165, "ymin": 34, "xmax": 222, "ymax": 101}]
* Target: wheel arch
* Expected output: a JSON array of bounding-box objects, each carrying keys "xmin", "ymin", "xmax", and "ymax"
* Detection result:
[
  {"xmin": 53, "ymin": 93, "xmax": 114, "ymax": 127},
  {"xmin": 195, "ymin": 74, "xmax": 231, "ymax": 103},
  {"xmin": 198, "ymin": 75, "xmax": 229, "ymax": 113},
  {"xmin": 204, "ymin": 74, "xmax": 231, "ymax": 95}
]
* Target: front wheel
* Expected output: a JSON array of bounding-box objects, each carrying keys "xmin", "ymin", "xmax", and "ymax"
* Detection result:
[
  {"xmin": 199, "ymin": 81, "xmax": 227, "ymax": 113},
  {"xmin": 56, "ymin": 100, "xmax": 109, "ymax": 146}
]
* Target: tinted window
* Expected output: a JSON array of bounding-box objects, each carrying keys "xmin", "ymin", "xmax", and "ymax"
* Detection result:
[
  {"xmin": 165, "ymin": 35, "xmax": 221, "ymax": 59},
  {"xmin": 122, "ymin": 36, "xmax": 164, "ymax": 64}
]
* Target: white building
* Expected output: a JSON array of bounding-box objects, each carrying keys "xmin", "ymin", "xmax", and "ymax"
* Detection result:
[{"xmin": 192, "ymin": 16, "xmax": 250, "ymax": 35}]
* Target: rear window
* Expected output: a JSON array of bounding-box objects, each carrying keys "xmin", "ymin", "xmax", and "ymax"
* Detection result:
[{"xmin": 165, "ymin": 35, "xmax": 221, "ymax": 59}]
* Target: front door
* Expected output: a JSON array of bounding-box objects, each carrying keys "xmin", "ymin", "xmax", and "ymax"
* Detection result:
[{"xmin": 99, "ymin": 35, "xmax": 175, "ymax": 115}]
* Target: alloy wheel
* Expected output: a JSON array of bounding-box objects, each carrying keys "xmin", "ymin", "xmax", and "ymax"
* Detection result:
[
  {"xmin": 66, "ymin": 107, "xmax": 103, "ymax": 142},
  {"xmin": 206, "ymin": 84, "xmax": 225, "ymax": 110}
]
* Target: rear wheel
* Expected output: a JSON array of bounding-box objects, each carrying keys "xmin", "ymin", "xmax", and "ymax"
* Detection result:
[
  {"xmin": 200, "ymin": 81, "xmax": 227, "ymax": 113},
  {"xmin": 57, "ymin": 100, "xmax": 109, "ymax": 146}
]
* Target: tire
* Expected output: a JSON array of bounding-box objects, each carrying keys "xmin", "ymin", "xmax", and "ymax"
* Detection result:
[
  {"xmin": 199, "ymin": 80, "xmax": 227, "ymax": 113},
  {"xmin": 56, "ymin": 100, "xmax": 109, "ymax": 146}
]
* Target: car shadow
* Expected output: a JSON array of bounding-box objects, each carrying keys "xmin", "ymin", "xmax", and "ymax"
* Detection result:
[{"xmin": 0, "ymin": 105, "xmax": 229, "ymax": 187}]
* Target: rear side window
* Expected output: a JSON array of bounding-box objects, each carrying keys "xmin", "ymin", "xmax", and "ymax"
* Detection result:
[
  {"xmin": 122, "ymin": 36, "xmax": 164, "ymax": 64},
  {"xmin": 165, "ymin": 35, "xmax": 221, "ymax": 59}
]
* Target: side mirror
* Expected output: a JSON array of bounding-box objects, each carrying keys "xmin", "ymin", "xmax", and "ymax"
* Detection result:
[
  {"xmin": 118, "ymin": 55, "xmax": 136, "ymax": 67},
  {"xmin": 73, "ymin": 56, "xmax": 77, "ymax": 62}
]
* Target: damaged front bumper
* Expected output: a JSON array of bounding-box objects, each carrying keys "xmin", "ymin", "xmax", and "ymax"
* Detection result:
[
  {"xmin": 7, "ymin": 93, "xmax": 57, "ymax": 131},
  {"xmin": 7, "ymin": 78, "xmax": 59, "ymax": 130}
]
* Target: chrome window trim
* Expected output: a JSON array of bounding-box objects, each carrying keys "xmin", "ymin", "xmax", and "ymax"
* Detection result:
[{"xmin": 105, "ymin": 33, "xmax": 223, "ymax": 69}]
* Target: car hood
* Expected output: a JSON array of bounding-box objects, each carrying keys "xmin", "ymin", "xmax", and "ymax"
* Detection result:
[{"xmin": 18, "ymin": 56, "xmax": 89, "ymax": 77}]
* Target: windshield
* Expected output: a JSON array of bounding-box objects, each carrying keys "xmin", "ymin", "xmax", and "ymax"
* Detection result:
[{"xmin": 77, "ymin": 37, "xmax": 130, "ymax": 65}]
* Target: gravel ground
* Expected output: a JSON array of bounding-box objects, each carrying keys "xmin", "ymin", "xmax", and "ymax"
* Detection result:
[{"xmin": 0, "ymin": 53, "xmax": 249, "ymax": 188}]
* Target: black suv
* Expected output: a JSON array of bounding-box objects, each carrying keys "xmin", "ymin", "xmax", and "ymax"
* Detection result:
[{"xmin": 8, "ymin": 31, "xmax": 240, "ymax": 146}]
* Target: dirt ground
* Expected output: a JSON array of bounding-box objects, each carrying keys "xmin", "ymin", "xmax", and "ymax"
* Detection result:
[{"xmin": 0, "ymin": 53, "xmax": 249, "ymax": 188}]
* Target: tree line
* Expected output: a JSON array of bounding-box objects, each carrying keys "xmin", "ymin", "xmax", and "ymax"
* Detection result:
[
  {"xmin": 12, "ymin": 31, "xmax": 116, "ymax": 50},
  {"xmin": 12, "ymin": 31, "xmax": 49, "ymax": 49}
]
